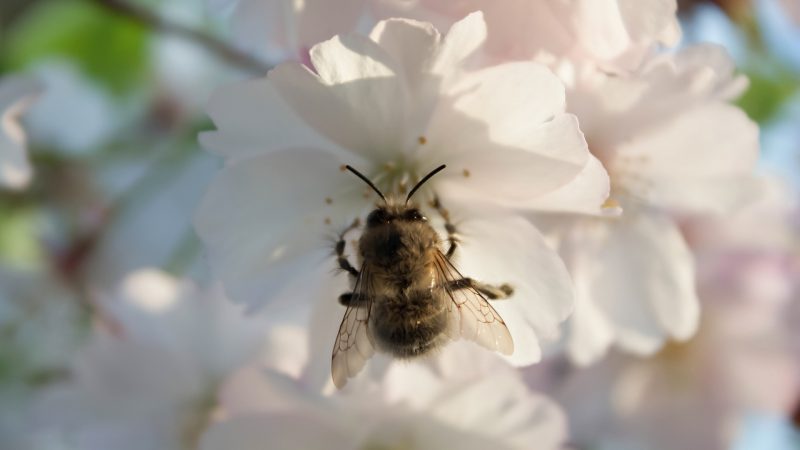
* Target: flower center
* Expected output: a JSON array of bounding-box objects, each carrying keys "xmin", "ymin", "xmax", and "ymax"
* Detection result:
[
  {"xmin": 369, "ymin": 159, "xmax": 425, "ymax": 198},
  {"xmin": 590, "ymin": 141, "xmax": 652, "ymax": 210}
]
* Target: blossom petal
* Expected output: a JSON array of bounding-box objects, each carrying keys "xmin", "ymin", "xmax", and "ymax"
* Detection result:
[
  {"xmin": 550, "ymin": 0, "xmax": 680, "ymax": 68},
  {"xmin": 408, "ymin": 61, "xmax": 589, "ymax": 208},
  {"xmin": 412, "ymin": 352, "xmax": 568, "ymax": 449},
  {"xmin": 370, "ymin": 18, "xmax": 441, "ymax": 86},
  {"xmin": 569, "ymin": 211, "xmax": 700, "ymax": 358},
  {"xmin": 367, "ymin": 18, "xmax": 445, "ymax": 139},
  {"xmin": 565, "ymin": 286, "xmax": 616, "ymax": 366},
  {"xmin": 617, "ymin": 0, "xmax": 681, "ymax": 46},
  {"xmin": 448, "ymin": 61, "xmax": 567, "ymax": 133},
  {"xmin": 433, "ymin": 114, "xmax": 590, "ymax": 209},
  {"xmin": 557, "ymin": 0, "xmax": 631, "ymax": 61},
  {"xmin": 310, "ymin": 32, "xmax": 397, "ymax": 84},
  {"xmin": 201, "ymin": 77, "xmax": 329, "ymax": 159},
  {"xmin": 525, "ymin": 154, "xmax": 612, "ymax": 215},
  {"xmin": 200, "ymin": 414, "xmax": 356, "ymax": 450},
  {"xmin": 666, "ymin": 44, "xmax": 749, "ymax": 100},
  {"xmin": 449, "ymin": 213, "xmax": 574, "ymax": 366},
  {"xmin": 618, "ymin": 103, "xmax": 760, "ymax": 213},
  {"xmin": 194, "ymin": 148, "xmax": 366, "ymax": 311},
  {"xmin": 430, "ymin": 11, "xmax": 487, "ymax": 75},
  {"xmin": 270, "ymin": 48, "xmax": 406, "ymax": 160}
]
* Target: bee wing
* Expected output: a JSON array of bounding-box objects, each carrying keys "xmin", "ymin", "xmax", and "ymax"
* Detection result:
[
  {"xmin": 331, "ymin": 265, "xmax": 376, "ymax": 389},
  {"xmin": 433, "ymin": 251, "xmax": 514, "ymax": 355}
]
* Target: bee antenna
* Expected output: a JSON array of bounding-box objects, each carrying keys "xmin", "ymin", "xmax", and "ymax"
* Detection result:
[
  {"xmin": 406, "ymin": 164, "xmax": 446, "ymax": 204},
  {"xmin": 345, "ymin": 165, "xmax": 386, "ymax": 202}
]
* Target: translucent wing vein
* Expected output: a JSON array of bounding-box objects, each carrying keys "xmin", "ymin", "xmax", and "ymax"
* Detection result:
[
  {"xmin": 433, "ymin": 251, "xmax": 514, "ymax": 355},
  {"xmin": 331, "ymin": 265, "xmax": 375, "ymax": 388}
]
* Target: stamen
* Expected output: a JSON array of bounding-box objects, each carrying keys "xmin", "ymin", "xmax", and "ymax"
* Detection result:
[
  {"xmin": 606, "ymin": 153, "xmax": 654, "ymax": 204},
  {"xmin": 602, "ymin": 197, "xmax": 620, "ymax": 209}
]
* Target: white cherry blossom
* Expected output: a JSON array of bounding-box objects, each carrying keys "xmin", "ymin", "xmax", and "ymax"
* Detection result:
[
  {"xmin": 372, "ymin": 0, "xmax": 681, "ymax": 70},
  {"xmin": 32, "ymin": 270, "xmax": 269, "ymax": 450},
  {"xmin": 203, "ymin": 342, "xmax": 567, "ymax": 450},
  {"xmin": 533, "ymin": 44, "xmax": 760, "ymax": 365},
  {"xmin": 0, "ymin": 75, "xmax": 40, "ymax": 190},
  {"xmin": 214, "ymin": 0, "xmax": 681, "ymax": 70},
  {"xmin": 196, "ymin": 14, "xmax": 607, "ymax": 366},
  {"xmin": 528, "ymin": 176, "xmax": 799, "ymax": 450}
]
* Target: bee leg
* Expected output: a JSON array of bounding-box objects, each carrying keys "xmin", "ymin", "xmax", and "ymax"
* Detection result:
[
  {"xmin": 339, "ymin": 292, "xmax": 371, "ymax": 307},
  {"xmin": 448, "ymin": 278, "xmax": 514, "ymax": 300},
  {"xmin": 336, "ymin": 219, "xmax": 361, "ymax": 278},
  {"xmin": 431, "ymin": 196, "xmax": 459, "ymax": 259}
]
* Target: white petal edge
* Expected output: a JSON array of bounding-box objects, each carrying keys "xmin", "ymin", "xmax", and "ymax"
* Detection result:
[
  {"xmin": 526, "ymin": 153, "xmax": 612, "ymax": 215},
  {"xmin": 445, "ymin": 213, "xmax": 575, "ymax": 366},
  {"xmin": 582, "ymin": 210, "xmax": 700, "ymax": 355},
  {"xmin": 201, "ymin": 77, "xmax": 330, "ymax": 159}
]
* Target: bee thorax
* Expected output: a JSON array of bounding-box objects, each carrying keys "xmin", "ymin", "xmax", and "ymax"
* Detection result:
[{"xmin": 359, "ymin": 223, "xmax": 437, "ymax": 270}]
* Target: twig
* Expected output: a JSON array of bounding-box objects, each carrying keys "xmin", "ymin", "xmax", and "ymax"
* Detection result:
[{"xmin": 89, "ymin": 0, "xmax": 272, "ymax": 74}]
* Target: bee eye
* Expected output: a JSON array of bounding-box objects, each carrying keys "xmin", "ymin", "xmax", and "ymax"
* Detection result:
[
  {"xmin": 404, "ymin": 209, "xmax": 425, "ymax": 221},
  {"xmin": 367, "ymin": 209, "xmax": 390, "ymax": 227}
]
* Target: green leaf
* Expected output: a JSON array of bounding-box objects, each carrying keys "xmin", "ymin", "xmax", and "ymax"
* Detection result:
[
  {"xmin": 736, "ymin": 70, "xmax": 799, "ymax": 124},
  {"xmin": 2, "ymin": 0, "xmax": 151, "ymax": 95}
]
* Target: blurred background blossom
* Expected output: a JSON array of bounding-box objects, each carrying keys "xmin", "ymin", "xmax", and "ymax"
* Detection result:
[{"xmin": 0, "ymin": 0, "xmax": 798, "ymax": 449}]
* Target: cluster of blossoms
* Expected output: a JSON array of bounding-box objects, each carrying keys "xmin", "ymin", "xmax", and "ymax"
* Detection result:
[{"xmin": 1, "ymin": 1, "xmax": 798, "ymax": 449}]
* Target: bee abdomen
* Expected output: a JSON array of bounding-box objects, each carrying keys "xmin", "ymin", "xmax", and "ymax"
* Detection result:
[{"xmin": 371, "ymin": 291, "xmax": 448, "ymax": 358}]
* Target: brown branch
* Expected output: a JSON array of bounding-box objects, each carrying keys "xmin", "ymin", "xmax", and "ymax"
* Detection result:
[{"xmin": 89, "ymin": 0, "xmax": 272, "ymax": 74}]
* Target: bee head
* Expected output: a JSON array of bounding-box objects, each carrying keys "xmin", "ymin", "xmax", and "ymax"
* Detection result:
[
  {"xmin": 366, "ymin": 205, "xmax": 427, "ymax": 228},
  {"xmin": 345, "ymin": 164, "xmax": 444, "ymax": 228}
]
